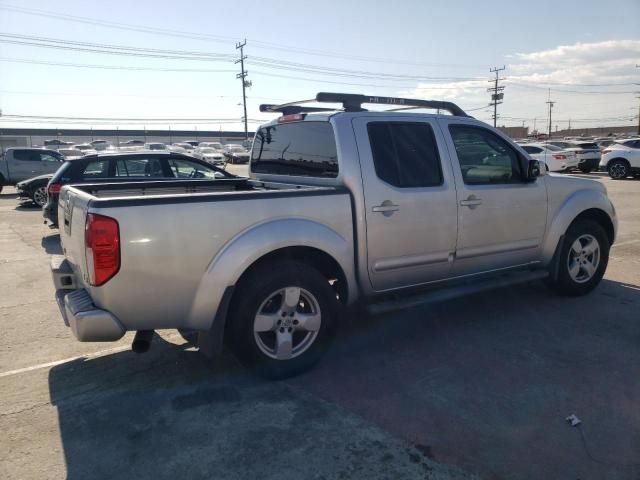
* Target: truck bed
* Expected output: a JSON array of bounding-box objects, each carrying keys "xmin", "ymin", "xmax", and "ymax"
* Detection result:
[
  {"xmin": 69, "ymin": 178, "xmax": 343, "ymax": 204},
  {"xmin": 58, "ymin": 178, "xmax": 354, "ymax": 333}
]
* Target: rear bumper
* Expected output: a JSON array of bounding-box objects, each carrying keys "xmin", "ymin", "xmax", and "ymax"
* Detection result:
[{"xmin": 51, "ymin": 256, "xmax": 125, "ymax": 342}]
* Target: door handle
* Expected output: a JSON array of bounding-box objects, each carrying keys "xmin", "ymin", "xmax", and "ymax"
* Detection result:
[
  {"xmin": 372, "ymin": 201, "xmax": 399, "ymax": 215},
  {"xmin": 459, "ymin": 195, "xmax": 482, "ymax": 208}
]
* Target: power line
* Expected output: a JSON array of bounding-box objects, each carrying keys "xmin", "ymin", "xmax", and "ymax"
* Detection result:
[
  {"xmin": 0, "ymin": 3, "xmax": 484, "ymax": 68},
  {"xmin": 0, "ymin": 33, "xmax": 482, "ymax": 82},
  {"xmin": 0, "ymin": 57, "xmax": 235, "ymax": 72}
]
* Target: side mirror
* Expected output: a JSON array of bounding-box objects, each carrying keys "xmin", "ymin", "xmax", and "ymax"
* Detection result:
[{"xmin": 526, "ymin": 159, "xmax": 542, "ymax": 181}]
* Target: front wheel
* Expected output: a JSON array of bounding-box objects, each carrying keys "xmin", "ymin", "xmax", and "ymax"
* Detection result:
[
  {"xmin": 32, "ymin": 186, "xmax": 47, "ymax": 207},
  {"xmin": 227, "ymin": 260, "xmax": 341, "ymax": 379},
  {"xmin": 545, "ymin": 219, "xmax": 609, "ymax": 296}
]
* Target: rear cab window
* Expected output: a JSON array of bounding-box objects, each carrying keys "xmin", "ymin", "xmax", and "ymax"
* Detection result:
[{"xmin": 251, "ymin": 121, "xmax": 338, "ymax": 177}]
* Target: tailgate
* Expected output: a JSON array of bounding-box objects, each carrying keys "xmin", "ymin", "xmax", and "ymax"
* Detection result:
[{"xmin": 59, "ymin": 186, "xmax": 91, "ymax": 285}]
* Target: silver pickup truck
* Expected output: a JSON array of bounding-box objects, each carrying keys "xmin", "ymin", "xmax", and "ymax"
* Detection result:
[{"xmin": 51, "ymin": 93, "xmax": 617, "ymax": 378}]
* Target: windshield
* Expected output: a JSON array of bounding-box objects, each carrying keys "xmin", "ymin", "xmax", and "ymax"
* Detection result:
[
  {"xmin": 545, "ymin": 144, "xmax": 562, "ymax": 151},
  {"xmin": 199, "ymin": 148, "xmax": 216, "ymax": 154}
]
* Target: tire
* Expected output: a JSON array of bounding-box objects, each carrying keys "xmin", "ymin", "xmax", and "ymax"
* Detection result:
[
  {"xmin": 545, "ymin": 219, "xmax": 609, "ymax": 296},
  {"xmin": 227, "ymin": 260, "xmax": 341, "ymax": 379},
  {"xmin": 607, "ymin": 159, "xmax": 629, "ymax": 180},
  {"xmin": 31, "ymin": 186, "xmax": 47, "ymax": 207},
  {"xmin": 579, "ymin": 166, "xmax": 593, "ymax": 173}
]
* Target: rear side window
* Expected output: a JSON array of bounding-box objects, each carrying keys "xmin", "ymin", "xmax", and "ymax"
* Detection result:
[
  {"xmin": 82, "ymin": 160, "xmax": 110, "ymax": 178},
  {"xmin": 115, "ymin": 158, "xmax": 165, "ymax": 177},
  {"xmin": 251, "ymin": 122, "xmax": 338, "ymax": 177},
  {"xmin": 576, "ymin": 143, "xmax": 598, "ymax": 149},
  {"xmin": 521, "ymin": 146, "xmax": 543, "ymax": 154},
  {"xmin": 367, "ymin": 122, "xmax": 443, "ymax": 188}
]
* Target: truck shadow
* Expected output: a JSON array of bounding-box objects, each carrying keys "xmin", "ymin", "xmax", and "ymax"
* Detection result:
[
  {"xmin": 41, "ymin": 234, "xmax": 62, "ymax": 255},
  {"xmin": 47, "ymin": 278, "xmax": 640, "ymax": 479}
]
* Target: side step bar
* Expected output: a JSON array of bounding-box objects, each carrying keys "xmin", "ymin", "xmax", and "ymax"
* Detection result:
[{"xmin": 368, "ymin": 269, "xmax": 549, "ymax": 316}]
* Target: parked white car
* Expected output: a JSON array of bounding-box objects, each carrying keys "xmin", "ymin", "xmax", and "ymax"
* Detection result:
[
  {"xmin": 518, "ymin": 143, "xmax": 577, "ymax": 172},
  {"xmin": 193, "ymin": 147, "xmax": 225, "ymax": 165},
  {"xmin": 599, "ymin": 138, "xmax": 640, "ymax": 179}
]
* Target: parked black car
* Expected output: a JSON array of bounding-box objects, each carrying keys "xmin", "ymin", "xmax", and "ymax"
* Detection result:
[
  {"xmin": 16, "ymin": 174, "xmax": 54, "ymax": 207},
  {"xmin": 43, "ymin": 151, "xmax": 236, "ymax": 226}
]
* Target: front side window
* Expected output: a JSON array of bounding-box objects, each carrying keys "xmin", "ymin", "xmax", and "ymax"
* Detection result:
[
  {"xmin": 115, "ymin": 158, "xmax": 165, "ymax": 177},
  {"xmin": 40, "ymin": 152, "xmax": 63, "ymax": 162},
  {"xmin": 251, "ymin": 122, "xmax": 338, "ymax": 177},
  {"xmin": 449, "ymin": 125, "xmax": 523, "ymax": 185},
  {"xmin": 367, "ymin": 122, "xmax": 443, "ymax": 188},
  {"xmin": 168, "ymin": 159, "xmax": 218, "ymax": 179}
]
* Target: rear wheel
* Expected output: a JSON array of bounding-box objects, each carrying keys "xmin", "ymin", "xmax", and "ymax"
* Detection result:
[
  {"xmin": 545, "ymin": 219, "xmax": 609, "ymax": 296},
  {"xmin": 579, "ymin": 165, "xmax": 593, "ymax": 173},
  {"xmin": 608, "ymin": 159, "xmax": 629, "ymax": 180},
  {"xmin": 227, "ymin": 260, "xmax": 341, "ymax": 379},
  {"xmin": 32, "ymin": 186, "xmax": 47, "ymax": 207}
]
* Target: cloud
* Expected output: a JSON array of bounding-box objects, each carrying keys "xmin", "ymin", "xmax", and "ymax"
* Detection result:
[{"xmin": 404, "ymin": 40, "xmax": 639, "ymax": 126}]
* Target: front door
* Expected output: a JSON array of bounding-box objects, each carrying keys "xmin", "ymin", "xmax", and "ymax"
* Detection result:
[
  {"xmin": 353, "ymin": 117, "xmax": 458, "ymax": 292},
  {"xmin": 440, "ymin": 120, "xmax": 548, "ymax": 276}
]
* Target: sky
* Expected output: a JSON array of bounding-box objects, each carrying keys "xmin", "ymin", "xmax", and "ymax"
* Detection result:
[{"xmin": 0, "ymin": 0, "xmax": 639, "ymax": 132}]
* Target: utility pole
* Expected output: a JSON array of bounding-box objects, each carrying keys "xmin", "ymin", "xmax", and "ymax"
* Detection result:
[
  {"xmin": 546, "ymin": 89, "xmax": 555, "ymax": 138},
  {"xmin": 235, "ymin": 39, "xmax": 252, "ymax": 143},
  {"xmin": 636, "ymin": 65, "xmax": 639, "ymax": 135},
  {"xmin": 488, "ymin": 66, "xmax": 506, "ymax": 127}
]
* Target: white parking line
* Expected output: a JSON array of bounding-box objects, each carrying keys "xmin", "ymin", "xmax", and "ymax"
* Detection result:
[{"xmin": 0, "ymin": 334, "xmax": 184, "ymax": 378}]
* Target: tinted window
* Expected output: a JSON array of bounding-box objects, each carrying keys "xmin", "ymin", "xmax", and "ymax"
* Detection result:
[
  {"xmin": 168, "ymin": 158, "xmax": 218, "ymax": 179},
  {"xmin": 82, "ymin": 160, "xmax": 110, "ymax": 178},
  {"xmin": 251, "ymin": 122, "xmax": 338, "ymax": 177},
  {"xmin": 115, "ymin": 158, "xmax": 165, "ymax": 177},
  {"xmin": 367, "ymin": 122, "xmax": 442, "ymax": 188},
  {"xmin": 522, "ymin": 146, "xmax": 543, "ymax": 154},
  {"xmin": 13, "ymin": 150, "xmax": 40, "ymax": 161},
  {"xmin": 449, "ymin": 125, "xmax": 523, "ymax": 185},
  {"xmin": 576, "ymin": 142, "xmax": 598, "ymax": 149}
]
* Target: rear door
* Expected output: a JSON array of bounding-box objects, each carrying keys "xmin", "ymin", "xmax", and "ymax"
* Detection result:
[
  {"xmin": 353, "ymin": 116, "xmax": 458, "ymax": 291},
  {"xmin": 441, "ymin": 120, "xmax": 547, "ymax": 276}
]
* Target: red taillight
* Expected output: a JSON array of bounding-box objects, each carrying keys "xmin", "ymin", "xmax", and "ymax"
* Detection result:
[
  {"xmin": 48, "ymin": 183, "xmax": 62, "ymax": 194},
  {"xmin": 553, "ymin": 154, "xmax": 567, "ymax": 160},
  {"xmin": 278, "ymin": 113, "xmax": 306, "ymax": 123},
  {"xmin": 85, "ymin": 213, "xmax": 120, "ymax": 286}
]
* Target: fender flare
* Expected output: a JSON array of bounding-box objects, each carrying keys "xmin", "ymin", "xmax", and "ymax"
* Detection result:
[
  {"xmin": 540, "ymin": 188, "xmax": 616, "ymax": 265},
  {"xmin": 187, "ymin": 218, "xmax": 357, "ymax": 331}
]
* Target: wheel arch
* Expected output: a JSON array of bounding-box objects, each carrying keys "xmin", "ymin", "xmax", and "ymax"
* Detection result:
[
  {"xmin": 188, "ymin": 218, "xmax": 358, "ymax": 333},
  {"xmin": 541, "ymin": 189, "xmax": 616, "ymax": 266}
]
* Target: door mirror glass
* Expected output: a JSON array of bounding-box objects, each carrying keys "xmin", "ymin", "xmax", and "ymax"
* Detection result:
[{"xmin": 527, "ymin": 159, "xmax": 542, "ymax": 180}]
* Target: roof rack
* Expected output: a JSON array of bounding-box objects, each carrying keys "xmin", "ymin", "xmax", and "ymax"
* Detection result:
[{"xmin": 259, "ymin": 92, "xmax": 469, "ymax": 117}]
